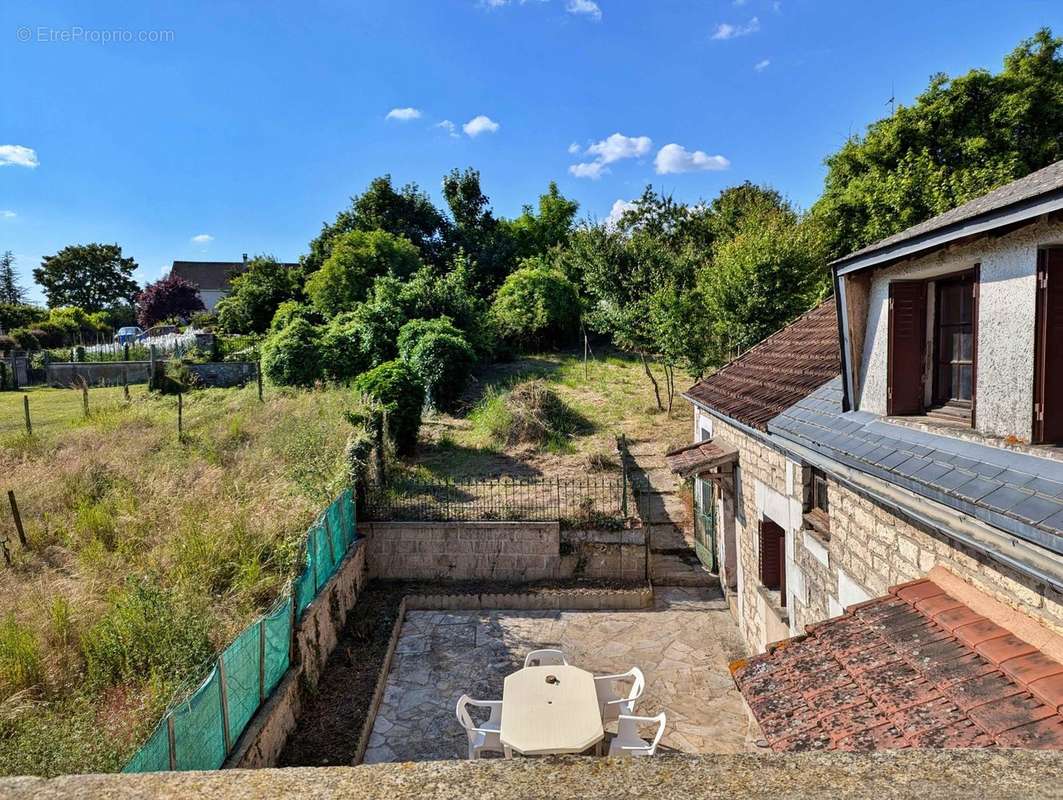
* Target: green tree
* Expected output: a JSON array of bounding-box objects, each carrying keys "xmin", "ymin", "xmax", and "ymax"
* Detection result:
[
  {"xmin": 397, "ymin": 258, "xmax": 492, "ymax": 355},
  {"xmin": 701, "ymin": 209, "xmax": 830, "ymax": 355},
  {"xmin": 398, "ymin": 318, "xmax": 475, "ymax": 412},
  {"xmin": 353, "ymin": 360, "xmax": 425, "ymax": 455},
  {"xmin": 0, "ymin": 252, "xmax": 26, "ymax": 305},
  {"xmin": 305, "ymin": 230, "xmax": 422, "ymax": 317},
  {"xmin": 261, "ymin": 318, "xmax": 324, "ymax": 386},
  {"xmin": 33, "ymin": 244, "xmax": 139, "ymax": 311},
  {"xmin": 215, "ymin": 257, "xmax": 303, "ymax": 334},
  {"xmin": 814, "ymin": 28, "xmax": 1063, "ymax": 258},
  {"xmin": 442, "ymin": 167, "xmax": 517, "ymax": 290},
  {"xmin": 304, "ymin": 175, "xmax": 450, "ymax": 272},
  {"xmin": 505, "ymin": 182, "xmax": 580, "ymax": 262},
  {"xmin": 490, "ymin": 259, "xmax": 581, "ymax": 350}
]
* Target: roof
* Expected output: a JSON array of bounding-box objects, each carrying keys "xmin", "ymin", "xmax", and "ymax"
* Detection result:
[
  {"xmin": 683, "ymin": 300, "xmax": 841, "ymax": 431},
  {"xmin": 170, "ymin": 260, "xmax": 298, "ymax": 291},
  {"xmin": 665, "ymin": 440, "xmax": 738, "ymax": 479},
  {"xmin": 731, "ymin": 576, "xmax": 1063, "ymax": 752},
  {"xmin": 768, "ymin": 378, "xmax": 1063, "ymax": 559},
  {"xmin": 832, "ymin": 160, "xmax": 1063, "ymax": 275}
]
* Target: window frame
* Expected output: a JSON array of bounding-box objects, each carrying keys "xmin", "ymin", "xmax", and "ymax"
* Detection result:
[{"xmin": 931, "ymin": 270, "xmax": 977, "ymax": 409}]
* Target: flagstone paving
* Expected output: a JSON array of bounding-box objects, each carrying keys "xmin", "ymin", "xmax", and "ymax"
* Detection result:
[{"xmin": 363, "ymin": 587, "xmax": 757, "ymax": 763}]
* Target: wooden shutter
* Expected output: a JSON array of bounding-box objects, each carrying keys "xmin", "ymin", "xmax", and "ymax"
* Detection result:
[
  {"xmin": 971, "ymin": 265, "xmax": 980, "ymax": 427},
  {"xmin": 759, "ymin": 520, "xmax": 782, "ymax": 590},
  {"xmin": 1034, "ymin": 249, "xmax": 1063, "ymax": 444},
  {"xmin": 887, "ymin": 281, "xmax": 927, "ymax": 416}
]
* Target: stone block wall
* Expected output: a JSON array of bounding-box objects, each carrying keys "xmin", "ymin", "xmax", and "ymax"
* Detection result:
[{"xmin": 188, "ymin": 361, "xmax": 257, "ymax": 388}]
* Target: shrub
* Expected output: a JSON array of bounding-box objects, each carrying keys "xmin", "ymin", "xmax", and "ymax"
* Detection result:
[
  {"xmin": 135, "ymin": 274, "xmax": 205, "ymax": 328},
  {"xmin": 319, "ymin": 313, "xmax": 371, "ymax": 383},
  {"xmin": 306, "ymin": 230, "xmax": 423, "ymax": 317},
  {"xmin": 9, "ymin": 328, "xmax": 41, "ymax": 351},
  {"xmin": 353, "ymin": 360, "xmax": 424, "ymax": 455},
  {"xmin": 82, "ymin": 579, "xmax": 213, "ymax": 689},
  {"xmin": 261, "ymin": 318, "xmax": 324, "ymax": 387},
  {"xmin": 0, "ymin": 303, "xmax": 47, "ymax": 334},
  {"xmin": 397, "ymin": 319, "xmax": 475, "ymax": 411},
  {"xmin": 0, "ymin": 334, "xmax": 15, "ymax": 353},
  {"xmin": 490, "ymin": 261, "xmax": 580, "ymax": 349},
  {"xmin": 269, "ymin": 300, "xmax": 321, "ymax": 333},
  {"xmin": 345, "ymin": 278, "xmax": 408, "ymax": 367},
  {"xmin": 0, "ymin": 615, "xmax": 43, "ymax": 696}
]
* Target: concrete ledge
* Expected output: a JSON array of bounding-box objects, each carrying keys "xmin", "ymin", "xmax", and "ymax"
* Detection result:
[
  {"xmin": 352, "ymin": 597, "xmax": 407, "ymax": 766},
  {"xmin": 404, "ymin": 586, "xmax": 653, "ymax": 611},
  {"xmin": 6, "ymin": 751, "xmax": 1061, "ymax": 799}
]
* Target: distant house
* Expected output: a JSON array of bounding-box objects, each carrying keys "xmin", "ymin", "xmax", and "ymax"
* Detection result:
[
  {"xmin": 675, "ymin": 161, "xmax": 1063, "ymax": 752},
  {"xmin": 170, "ymin": 255, "xmax": 299, "ymax": 311}
]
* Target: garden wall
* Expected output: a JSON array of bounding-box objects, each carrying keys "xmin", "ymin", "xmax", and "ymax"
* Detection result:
[
  {"xmin": 46, "ymin": 361, "xmax": 257, "ymax": 389},
  {"xmin": 362, "ymin": 522, "xmax": 646, "ymax": 583}
]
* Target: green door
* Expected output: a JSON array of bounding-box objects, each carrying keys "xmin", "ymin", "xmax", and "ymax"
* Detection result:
[{"xmin": 693, "ymin": 477, "xmax": 717, "ymax": 572}]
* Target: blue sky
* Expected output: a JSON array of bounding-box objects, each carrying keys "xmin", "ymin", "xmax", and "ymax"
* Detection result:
[{"xmin": 2, "ymin": 0, "xmax": 1061, "ymax": 304}]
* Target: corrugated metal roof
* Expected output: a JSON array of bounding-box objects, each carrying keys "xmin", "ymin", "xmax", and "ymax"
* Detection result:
[{"xmin": 684, "ymin": 300, "xmax": 841, "ymax": 431}]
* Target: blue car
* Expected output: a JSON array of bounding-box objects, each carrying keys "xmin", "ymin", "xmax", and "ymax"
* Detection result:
[{"xmin": 113, "ymin": 326, "xmax": 144, "ymax": 345}]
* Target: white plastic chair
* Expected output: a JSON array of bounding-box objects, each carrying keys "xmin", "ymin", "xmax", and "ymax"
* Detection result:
[
  {"xmin": 524, "ymin": 649, "xmax": 567, "ymax": 668},
  {"xmin": 455, "ymin": 695, "xmax": 508, "ymax": 760},
  {"xmin": 608, "ymin": 713, "xmax": 667, "ymax": 757},
  {"xmin": 594, "ymin": 667, "xmax": 645, "ymax": 721}
]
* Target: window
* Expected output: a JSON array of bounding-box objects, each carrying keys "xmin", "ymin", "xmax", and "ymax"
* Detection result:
[
  {"xmin": 933, "ymin": 273, "xmax": 975, "ymax": 407},
  {"xmin": 758, "ymin": 518, "xmax": 786, "ymax": 606},
  {"xmin": 811, "ymin": 468, "xmax": 829, "ymax": 515}
]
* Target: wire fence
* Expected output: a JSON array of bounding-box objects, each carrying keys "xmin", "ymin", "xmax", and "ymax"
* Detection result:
[
  {"xmin": 123, "ymin": 488, "xmax": 357, "ymax": 773},
  {"xmin": 363, "ymin": 475, "xmax": 640, "ymax": 528}
]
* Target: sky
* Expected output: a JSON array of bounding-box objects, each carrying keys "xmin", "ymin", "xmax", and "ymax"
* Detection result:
[{"xmin": 1, "ymin": 0, "xmax": 1061, "ymax": 304}]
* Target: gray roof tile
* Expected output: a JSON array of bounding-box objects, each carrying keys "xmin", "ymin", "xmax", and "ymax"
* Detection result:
[
  {"xmin": 980, "ymin": 486, "xmax": 1035, "ymax": 513},
  {"xmin": 1010, "ymin": 494, "xmax": 1063, "ymax": 525},
  {"xmin": 951, "ymin": 476, "xmax": 1001, "ymax": 502}
]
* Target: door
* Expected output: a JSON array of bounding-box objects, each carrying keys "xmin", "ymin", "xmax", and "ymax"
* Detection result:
[
  {"xmin": 693, "ymin": 477, "xmax": 717, "ymax": 573},
  {"xmin": 933, "ymin": 273, "xmax": 975, "ymax": 408},
  {"xmin": 887, "ymin": 281, "xmax": 927, "ymax": 415},
  {"xmin": 1034, "ymin": 248, "xmax": 1063, "ymax": 444}
]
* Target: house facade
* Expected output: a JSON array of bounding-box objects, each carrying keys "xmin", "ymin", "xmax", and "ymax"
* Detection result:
[
  {"xmin": 171, "ymin": 257, "xmax": 299, "ymax": 311},
  {"xmin": 678, "ymin": 161, "xmax": 1063, "ymax": 665}
]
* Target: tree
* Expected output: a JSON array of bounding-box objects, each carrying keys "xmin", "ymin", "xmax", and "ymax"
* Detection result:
[
  {"xmin": 442, "ymin": 167, "xmax": 516, "ymax": 290},
  {"xmin": 261, "ymin": 318, "xmax": 324, "ymax": 387},
  {"xmin": 490, "ymin": 259, "xmax": 581, "ymax": 350},
  {"xmin": 505, "ymin": 182, "xmax": 580, "ymax": 262},
  {"xmin": 814, "ymin": 28, "xmax": 1063, "ymax": 258},
  {"xmin": 353, "ymin": 361, "xmax": 425, "ymax": 456},
  {"xmin": 701, "ymin": 209, "xmax": 830, "ymax": 355},
  {"xmin": 215, "ymin": 256, "xmax": 302, "ymax": 334},
  {"xmin": 135, "ymin": 274, "xmax": 205, "ymax": 327},
  {"xmin": 304, "ymin": 175, "xmax": 450, "ymax": 272},
  {"xmin": 397, "ymin": 318, "xmax": 475, "ymax": 412},
  {"xmin": 33, "ymin": 243, "xmax": 139, "ymax": 311},
  {"xmin": 0, "ymin": 251, "xmax": 26, "ymax": 305},
  {"xmin": 305, "ymin": 230, "xmax": 422, "ymax": 317}
]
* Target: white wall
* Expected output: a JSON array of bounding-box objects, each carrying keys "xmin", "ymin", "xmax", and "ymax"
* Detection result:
[
  {"xmin": 854, "ymin": 219, "xmax": 1063, "ymax": 440},
  {"xmin": 199, "ymin": 289, "xmax": 227, "ymax": 311}
]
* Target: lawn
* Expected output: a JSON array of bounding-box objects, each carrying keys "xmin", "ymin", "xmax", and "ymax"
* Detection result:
[{"xmin": 0, "ymin": 382, "xmax": 360, "ymax": 776}]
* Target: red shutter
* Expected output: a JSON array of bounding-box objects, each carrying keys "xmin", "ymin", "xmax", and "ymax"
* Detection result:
[
  {"xmin": 887, "ymin": 281, "xmax": 927, "ymax": 416},
  {"xmin": 759, "ymin": 520, "xmax": 782, "ymax": 590},
  {"xmin": 1034, "ymin": 249, "xmax": 1063, "ymax": 444},
  {"xmin": 971, "ymin": 265, "xmax": 980, "ymax": 427}
]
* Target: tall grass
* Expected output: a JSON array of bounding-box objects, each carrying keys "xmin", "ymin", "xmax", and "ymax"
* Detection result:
[{"xmin": 0, "ymin": 617, "xmax": 42, "ymax": 695}]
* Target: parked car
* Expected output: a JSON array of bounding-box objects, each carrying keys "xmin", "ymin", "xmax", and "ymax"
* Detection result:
[
  {"xmin": 137, "ymin": 325, "xmax": 178, "ymax": 341},
  {"xmin": 113, "ymin": 326, "xmax": 144, "ymax": 344}
]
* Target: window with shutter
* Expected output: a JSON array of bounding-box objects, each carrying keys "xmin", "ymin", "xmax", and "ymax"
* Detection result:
[
  {"xmin": 758, "ymin": 519, "xmax": 785, "ymax": 600},
  {"xmin": 887, "ymin": 281, "xmax": 927, "ymax": 416}
]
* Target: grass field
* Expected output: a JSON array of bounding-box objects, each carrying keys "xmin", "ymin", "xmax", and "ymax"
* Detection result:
[{"xmin": 0, "ymin": 383, "xmax": 360, "ymax": 776}]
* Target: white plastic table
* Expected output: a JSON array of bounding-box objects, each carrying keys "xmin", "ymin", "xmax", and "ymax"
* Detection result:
[{"xmin": 500, "ymin": 665, "xmax": 604, "ymax": 755}]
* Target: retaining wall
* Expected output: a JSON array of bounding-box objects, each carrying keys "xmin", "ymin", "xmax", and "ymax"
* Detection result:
[
  {"xmin": 46, "ymin": 361, "xmax": 256, "ymax": 389},
  {"xmin": 226, "ymin": 542, "xmax": 368, "ymax": 768},
  {"xmin": 362, "ymin": 522, "xmax": 646, "ymax": 583}
]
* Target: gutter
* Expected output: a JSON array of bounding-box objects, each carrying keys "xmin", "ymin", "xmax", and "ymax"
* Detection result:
[{"xmin": 771, "ymin": 432, "xmax": 1063, "ymax": 594}]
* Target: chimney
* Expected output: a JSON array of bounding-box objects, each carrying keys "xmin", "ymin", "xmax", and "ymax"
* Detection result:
[{"xmin": 242, "ymin": 253, "xmax": 248, "ymax": 263}]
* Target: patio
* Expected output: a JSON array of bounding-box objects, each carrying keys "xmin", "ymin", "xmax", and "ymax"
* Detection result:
[{"xmin": 363, "ymin": 587, "xmax": 758, "ymax": 763}]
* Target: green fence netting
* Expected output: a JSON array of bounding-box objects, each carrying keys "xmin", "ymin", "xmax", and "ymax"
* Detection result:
[
  {"xmin": 221, "ymin": 624, "xmax": 261, "ymax": 748},
  {"xmin": 123, "ymin": 489, "xmax": 357, "ymax": 773},
  {"xmin": 173, "ymin": 667, "xmax": 227, "ymax": 771}
]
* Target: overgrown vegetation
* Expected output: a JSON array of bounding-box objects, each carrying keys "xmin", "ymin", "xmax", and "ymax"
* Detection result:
[{"xmin": 0, "ymin": 384, "xmax": 356, "ymax": 775}]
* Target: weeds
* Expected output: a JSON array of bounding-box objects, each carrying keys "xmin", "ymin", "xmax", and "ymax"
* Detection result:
[{"xmin": 0, "ymin": 616, "xmax": 42, "ymax": 696}]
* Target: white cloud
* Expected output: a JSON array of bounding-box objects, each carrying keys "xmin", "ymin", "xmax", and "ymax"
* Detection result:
[
  {"xmin": 569, "ymin": 162, "xmax": 608, "ymax": 180},
  {"xmin": 385, "ymin": 107, "xmax": 422, "ymax": 122},
  {"xmin": 654, "ymin": 143, "xmax": 730, "ymax": 174},
  {"xmin": 0, "ymin": 210, "xmax": 16, "ymax": 219},
  {"xmin": 605, "ymin": 199, "xmax": 637, "ymax": 228},
  {"xmin": 463, "ymin": 115, "xmax": 500, "ymax": 137},
  {"xmin": 0, "ymin": 145, "xmax": 38, "ymax": 169},
  {"xmin": 437, "ymin": 120, "xmax": 460, "ymax": 138},
  {"xmin": 191, "ymin": 234, "xmax": 214, "ymax": 245},
  {"xmin": 754, "ymin": 59, "xmax": 771, "ymax": 71},
  {"xmin": 711, "ymin": 16, "xmax": 760, "ymax": 40},
  {"xmin": 567, "ymin": 142, "xmax": 582, "ymax": 155},
  {"xmin": 586, "ymin": 133, "xmax": 652, "ymax": 164},
  {"xmin": 565, "ymin": 0, "xmax": 601, "ymax": 20}
]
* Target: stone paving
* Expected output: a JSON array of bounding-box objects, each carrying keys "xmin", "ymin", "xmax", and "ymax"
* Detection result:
[{"xmin": 363, "ymin": 588, "xmax": 757, "ymax": 763}]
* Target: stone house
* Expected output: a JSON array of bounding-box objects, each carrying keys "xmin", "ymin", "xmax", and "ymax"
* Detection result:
[{"xmin": 677, "ymin": 161, "xmax": 1063, "ymax": 750}]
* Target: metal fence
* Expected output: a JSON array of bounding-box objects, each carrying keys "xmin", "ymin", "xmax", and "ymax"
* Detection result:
[{"xmin": 363, "ymin": 475, "xmax": 638, "ymax": 527}]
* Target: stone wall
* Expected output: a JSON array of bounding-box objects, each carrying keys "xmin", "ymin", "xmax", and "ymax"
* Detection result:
[
  {"xmin": 363, "ymin": 522, "xmax": 646, "ymax": 583},
  {"xmin": 46, "ymin": 360, "xmax": 256, "ymax": 389},
  {"xmin": 693, "ymin": 405, "xmax": 1063, "ymax": 653},
  {"xmin": 188, "ymin": 361, "xmax": 257, "ymax": 388},
  {"xmin": 226, "ymin": 542, "xmax": 368, "ymax": 768}
]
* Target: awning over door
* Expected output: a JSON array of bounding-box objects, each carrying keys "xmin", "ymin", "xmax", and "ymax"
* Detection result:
[{"xmin": 665, "ymin": 440, "xmax": 738, "ymax": 480}]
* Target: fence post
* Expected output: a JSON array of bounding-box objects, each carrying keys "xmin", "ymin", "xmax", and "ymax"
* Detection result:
[
  {"xmin": 258, "ymin": 618, "xmax": 267, "ymax": 704},
  {"xmin": 22, "ymin": 394, "xmax": 31, "ymax": 435},
  {"xmin": 555, "ymin": 476, "xmax": 561, "ymax": 520},
  {"xmin": 123, "ymin": 366, "xmax": 130, "ymax": 402},
  {"xmin": 217, "ymin": 659, "xmax": 233, "ymax": 755},
  {"xmin": 167, "ymin": 715, "xmax": 177, "ymax": 771},
  {"xmin": 7, "ymin": 491, "xmax": 27, "ymax": 548},
  {"xmin": 289, "ymin": 583, "xmax": 298, "ymax": 667},
  {"xmin": 324, "ymin": 517, "xmax": 336, "ymax": 566},
  {"xmin": 124, "ymin": 343, "xmax": 130, "ymax": 362},
  {"xmin": 81, "ymin": 380, "xmax": 89, "ymax": 418},
  {"xmin": 149, "ymin": 345, "xmax": 157, "ymax": 391},
  {"xmin": 257, "ymin": 360, "xmax": 264, "ymax": 402}
]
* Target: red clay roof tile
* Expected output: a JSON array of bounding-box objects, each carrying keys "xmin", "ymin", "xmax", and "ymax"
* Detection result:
[{"xmin": 731, "ymin": 577, "xmax": 1063, "ymax": 752}]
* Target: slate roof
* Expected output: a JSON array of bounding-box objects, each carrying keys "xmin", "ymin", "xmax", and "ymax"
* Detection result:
[
  {"xmin": 683, "ymin": 300, "xmax": 841, "ymax": 431},
  {"xmin": 768, "ymin": 378, "xmax": 1063, "ymax": 554},
  {"xmin": 731, "ymin": 577, "xmax": 1063, "ymax": 752},
  {"xmin": 171, "ymin": 260, "xmax": 298, "ymax": 291},
  {"xmin": 832, "ymin": 159, "xmax": 1063, "ymax": 271}
]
